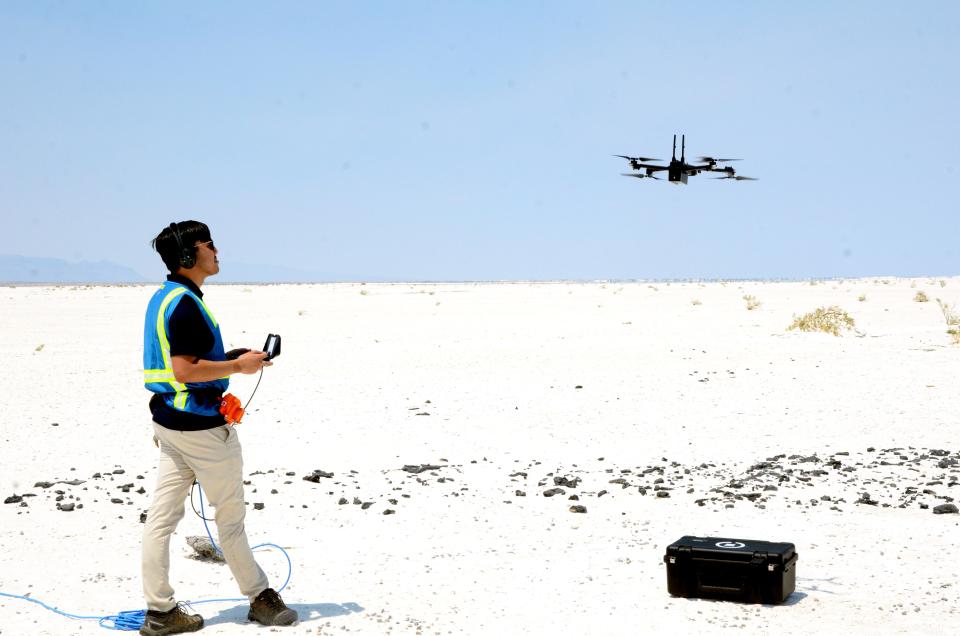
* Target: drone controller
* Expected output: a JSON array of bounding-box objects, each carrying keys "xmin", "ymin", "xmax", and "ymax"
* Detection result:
[
  {"xmin": 219, "ymin": 333, "xmax": 281, "ymax": 425},
  {"xmin": 263, "ymin": 333, "xmax": 281, "ymax": 360}
]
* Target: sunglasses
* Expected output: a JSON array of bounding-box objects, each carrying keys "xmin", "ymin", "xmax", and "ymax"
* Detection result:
[{"xmin": 196, "ymin": 240, "xmax": 216, "ymax": 251}]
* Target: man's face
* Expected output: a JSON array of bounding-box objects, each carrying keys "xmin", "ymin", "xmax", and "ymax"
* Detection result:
[{"xmin": 193, "ymin": 239, "xmax": 219, "ymax": 276}]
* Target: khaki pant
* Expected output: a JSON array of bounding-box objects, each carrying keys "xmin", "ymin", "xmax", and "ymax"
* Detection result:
[{"xmin": 142, "ymin": 421, "xmax": 268, "ymax": 612}]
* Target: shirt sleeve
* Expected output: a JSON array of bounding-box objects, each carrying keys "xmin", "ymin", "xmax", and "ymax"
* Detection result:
[{"xmin": 167, "ymin": 296, "xmax": 215, "ymax": 358}]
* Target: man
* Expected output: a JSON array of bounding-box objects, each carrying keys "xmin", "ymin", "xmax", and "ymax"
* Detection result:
[{"xmin": 140, "ymin": 221, "xmax": 297, "ymax": 635}]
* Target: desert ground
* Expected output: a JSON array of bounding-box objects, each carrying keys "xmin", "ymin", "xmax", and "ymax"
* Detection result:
[{"xmin": 1, "ymin": 278, "xmax": 959, "ymax": 635}]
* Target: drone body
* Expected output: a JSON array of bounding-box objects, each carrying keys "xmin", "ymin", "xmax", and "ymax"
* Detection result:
[{"xmin": 615, "ymin": 135, "xmax": 755, "ymax": 184}]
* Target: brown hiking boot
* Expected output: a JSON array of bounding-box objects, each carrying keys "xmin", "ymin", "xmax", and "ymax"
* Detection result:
[
  {"xmin": 139, "ymin": 603, "xmax": 203, "ymax": 635},
  {"xmin": 248, "ymin": 587, "xmax": 298, "ymax": 626}
]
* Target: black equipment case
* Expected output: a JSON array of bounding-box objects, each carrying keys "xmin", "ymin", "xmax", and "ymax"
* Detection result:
[{"xmin": 664, "ymin": 536, "xmax": 798, "ymax": 604}]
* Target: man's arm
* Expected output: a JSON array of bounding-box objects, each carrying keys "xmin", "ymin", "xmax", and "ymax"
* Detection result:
[{"xmin": 171, "ymin": 350, "xmax": 271, "ymax": 383}]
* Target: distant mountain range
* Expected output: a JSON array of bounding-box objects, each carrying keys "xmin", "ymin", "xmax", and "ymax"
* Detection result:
[
  {"xmin": 0, "ymin": 254, "xmax": 148, "ymax": 283},
  {"xmin": 0, "ymin": 254, "xmax": 333, "ymax": 283}
]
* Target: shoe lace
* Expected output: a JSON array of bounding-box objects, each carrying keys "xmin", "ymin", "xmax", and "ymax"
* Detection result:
[
  {"xmin": 175, "ymin": 601, "xmax": 197, "ymax": 614},
  {"xmin": 259, "ymin": 589, "xmax": 286, "ymax": 612},
  {"xmin": 167, "ymin": 602, "xmax": 198, "ymax": 622}
]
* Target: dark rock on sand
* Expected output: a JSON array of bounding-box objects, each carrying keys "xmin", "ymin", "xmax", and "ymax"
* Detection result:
[
  {"xmin": 303, "ymin": 470, "xmax": 335, "ymax": 482},
  {"xmin": 553, "ymin": 476, "xmax": 580, "ymax": 488},
  {"xmin": 542, "ymin": 488, "xmax": 565, "ymax": 497},
  {"xmin": 402, "ymin": 464, "xmax": 444, "ymax": 474},
  {"xmin": 933, "ymin": 503, "xmax": 959, "ymax": 514},
  {"xmin": 569, "ymin": 505, "xmax": 587, "ymax": 513}
]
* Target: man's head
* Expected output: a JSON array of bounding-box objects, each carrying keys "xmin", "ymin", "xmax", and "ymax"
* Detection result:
[{"xmin": 152, "ymin": 221, "xmax": 219, "ymax": 279}]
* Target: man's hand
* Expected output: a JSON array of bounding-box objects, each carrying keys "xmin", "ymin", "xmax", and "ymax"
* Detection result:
[{"xmin": 235, "ymin": 350, "xmax": 271, "ymax": 374}]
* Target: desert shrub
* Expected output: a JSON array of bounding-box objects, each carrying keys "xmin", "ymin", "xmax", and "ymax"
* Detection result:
[
  {"xmin": 858, "ymin": 294, "xmax": 866, "ymax": 302},
  {"xmin": 940, "ymin": 280, "xmax": 947, "ymax": 288},
  {"xmin": 949, "ymin": 329, "xmax": 960, "ymax": 346},
  {"xmin": 743, "ymin": 294, "xmax": 761, "ymax": 310},
  {"xmin": 937, "ymin": 299, "xmax": 960, "ymax": 326},
  {"xmin": 691, "ymin": 299, "xmax": 702, "ymax": 306},
  {"xmin": 788, "ymin": 306, "xmax": 856, "ymax": 336},
  {"xmin": 914, "ymin": 291, "xmax": 929, "ymax": 303}
]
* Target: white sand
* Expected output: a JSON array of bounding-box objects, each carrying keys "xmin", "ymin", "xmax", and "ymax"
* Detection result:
[{"xmin": 1, "ymin": 279, "xmax": 959, "ymax": 635}]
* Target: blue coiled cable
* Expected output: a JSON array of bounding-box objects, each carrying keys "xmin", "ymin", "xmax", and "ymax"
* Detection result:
[{"xmin": 0, "ymin": 483, "xmax": 292, "ymax": 631}]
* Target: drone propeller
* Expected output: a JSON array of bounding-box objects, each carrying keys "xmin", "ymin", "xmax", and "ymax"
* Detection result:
[
  {"xmin": 621, "ymin": 173, "xmax": 660, "ymax": 180},
  {"xmin": 697, "ymin": 156, "xmax": 742, "ymax": 163},
  {"xmin": 713, "ymin": 175, "xmax": 757, "ymax": 181},
  {"xmin": 614, "ymin": 154, "xmax": 662, "ymax": 162}
]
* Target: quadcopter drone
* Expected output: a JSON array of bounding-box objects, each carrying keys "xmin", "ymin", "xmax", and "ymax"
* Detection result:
[{"xmin": 615, "ymin": 134, "xmax": 755, "ymax": 184}]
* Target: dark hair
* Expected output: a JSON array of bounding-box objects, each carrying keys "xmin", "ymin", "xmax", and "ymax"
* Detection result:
[{"xmin": 151, "ymin": 221, "xmax": 212, "ymax": 273}]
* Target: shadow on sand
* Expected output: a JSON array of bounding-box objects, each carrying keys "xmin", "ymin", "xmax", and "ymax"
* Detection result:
[
  {"xmin": 672, "ymin": 591, "xmax": 808, "ymax": 607},
  {"xmin": 202, "ymin": 601, "xmax": 364, "ymax": 627}
]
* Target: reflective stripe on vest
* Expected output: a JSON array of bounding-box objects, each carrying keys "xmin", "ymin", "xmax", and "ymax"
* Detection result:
[
  {"xmin": 146, "ymin": 286, "xmax": 190, "ymax": 405},
  {"xmin": 143, "ymin": 281, "xmax": 230, "ymax": 414}
]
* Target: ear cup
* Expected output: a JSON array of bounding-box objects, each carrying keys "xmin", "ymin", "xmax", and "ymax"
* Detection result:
[
  {"xmin": 179, "ymin": 247, "xmax": 196, "ymax": 269},
  {"xmin": 169, "ymin": 222, "xmax": 196, "ymax": 269}
]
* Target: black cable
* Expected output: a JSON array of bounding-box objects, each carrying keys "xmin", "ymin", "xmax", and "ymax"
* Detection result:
[
  {"xmin": 191, "ymin": 366, "xmax": 265, "ymax": 521},
  {"xmin": 190, "ymin": 481, "xmax": 214, "ymax": 521},
  {"xmin": 243, "ymin": 367, "xmax": 264, "ymax": 412}
]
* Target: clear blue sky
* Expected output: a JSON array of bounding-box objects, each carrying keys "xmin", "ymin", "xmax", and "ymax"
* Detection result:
[{"xmin": 2, "ymin": 1, "xmax": 958, "ymax": 280}]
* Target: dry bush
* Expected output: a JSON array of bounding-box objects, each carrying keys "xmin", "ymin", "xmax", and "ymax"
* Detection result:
[
  {"xmin": 949, "ymin": 329, "xmax": 960, "ymax": 346},
  {"xmin": 691, "ymin": 298, "xmax": 702, "ymax": 306},
  {"xmin": 937, "ymin": 299, "xmax": 960, "ymax": 326},
  {"xmin": 788, "ymin": 306, "xmax": 856, "ymax": 336},
  {"xmin": 914, "ymin": 291, "xmax": 929, "ymax": 303},
  {"xmin": 940, "ymin": 280, "xmax": 947, "ymax": 288},
  {"xmin": 742, "ymin": 294, "xmax": 761, "ymax": 310},
  {"xmin": 359, "ymin": 289, "xmax": 369, "ymax": 296},
  {"xmin": 858, "ymin": 294, "xmax": 867, "ymax": 302}
]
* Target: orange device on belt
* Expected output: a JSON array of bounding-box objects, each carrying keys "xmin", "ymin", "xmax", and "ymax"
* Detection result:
[{"xmin": 220, "ymin": 393, "xmax": 245, "ymax": 425}]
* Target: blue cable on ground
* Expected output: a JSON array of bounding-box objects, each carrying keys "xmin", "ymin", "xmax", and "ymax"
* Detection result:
[{"xmin": 0, "ymin": 484, "xmax": 292, "ymax": 631}]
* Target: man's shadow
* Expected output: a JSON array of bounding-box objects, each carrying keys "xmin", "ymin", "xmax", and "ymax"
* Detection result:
[{"xmin": 202, "ymin": 601, "xmax": 364, "ymax": 626}]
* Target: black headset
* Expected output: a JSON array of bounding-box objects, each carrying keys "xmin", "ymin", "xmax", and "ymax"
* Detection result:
[{"xmin": 168, "ymin": 222, "xmax": 196, "ymax": 269}]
